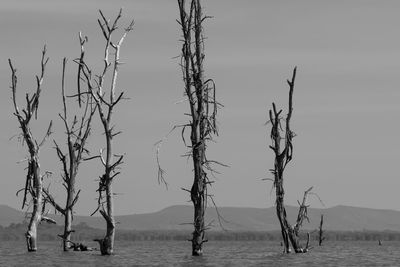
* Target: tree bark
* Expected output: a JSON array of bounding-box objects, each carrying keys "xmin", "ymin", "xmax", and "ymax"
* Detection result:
[
  {"xmin": 103, "ymin": 181, "xmax": 116, "ymax": 255},
  {"xmin": 63, "ymin": 209, "xmax": 72, "ymax": 251},
  {"xmin": 319, "ymin": 214, "xmax": 325, "ymax": 246},
  {"xmin": 41, "ymin": 57, "xmax": 93, "ymax": 251},
  {"xmin": 9, "ymin": 47, "xmax": 54, "ymax": 252},
  {"xmin": 176, "ymin": 0, "xmax": 219, "ymax": 256},
  {"xmin": 191, "ymin": 142, "xmax": 206, "ymax": 255},
  {"xmin": 268, "ymin": 67, "xmax": 311, "ymax": 253},
  {"xmin": 26, "ymin": 158, "xmax": 41, "ymax": 252},
  {"xmin": 275, "ymin": 184, "xmax": 290, "ymax": 253},
  {"xmin": 78, "ymin": 10, "xmax": 133, "ymax": 255}
]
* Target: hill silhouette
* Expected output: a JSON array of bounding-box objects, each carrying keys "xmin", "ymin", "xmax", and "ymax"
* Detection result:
[{"xmin": 2, "ymin": 204, "xmax": 400, "ymax": 232}]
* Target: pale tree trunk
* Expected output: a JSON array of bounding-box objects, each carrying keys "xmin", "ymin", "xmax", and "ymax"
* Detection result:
[
  {"xmin": 9, "ymin": 46, "xmax": 55, "ymax": 252},
  {"xmin": 62, "ymin": 147, "xmax": 75, "ymax": 251},
  {"xmin": 103, "ymin": 125, "xmax": 116, "ymax": 254},
  {"xmin": 78, "ymin": 9, "xmax": 134, "ymax": 255},
  {"xmin": 26, "ymin": 159, "xmax": 41, "ymax": 252},
  {"xmin": 42, "ymin": 57, "xmax": 92, "ymax": 251},
  {"xmin": 63, "ymin": 165, "xmax": 76, "ymax": 251},
  {"xmin": 63, "ymin": 209, "xmax": 72, "ymax": 250},
  {"xmin": 97, "ymin": 185, "xmax": 115, "ymax": 255}
]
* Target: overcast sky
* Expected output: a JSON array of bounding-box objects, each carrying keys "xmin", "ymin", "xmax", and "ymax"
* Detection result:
[{"xmin": 0, "ymin": 0, "xmax": 399, "ymax": 215}]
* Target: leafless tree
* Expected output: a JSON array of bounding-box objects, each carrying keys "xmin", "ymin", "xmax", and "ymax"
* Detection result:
[
  {"xmin": 8, "ymin": 46, "xmax": 56, "ymax": 252},
  {"xmin": 167, "ymin": 0, "xmax": 222, "ymax": 256},
  {"xmin": 268, "ymin": 67, "xmax": 312, "ymax": 253},
  {"xmin": 43, "ymin": 58, "xmax": 95, "ymax": 251},
  {"xmin": 77, "ymin": 9, "xmax": 134, "ymax": 255}
]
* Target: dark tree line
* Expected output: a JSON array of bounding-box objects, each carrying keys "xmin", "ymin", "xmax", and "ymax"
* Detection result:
[{"xmin": 3, "ymin": 222, "xmax": 399, "ymax": 244}]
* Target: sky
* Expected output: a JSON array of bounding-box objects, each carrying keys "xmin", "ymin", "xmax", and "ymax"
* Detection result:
[{"xmin": 0, "ymin": 0, "xmax": 399, "ymax": 216}]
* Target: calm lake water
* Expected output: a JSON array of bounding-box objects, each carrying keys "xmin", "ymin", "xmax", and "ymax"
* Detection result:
[{"xmin": 1, "ymin": 241, "xmax": 399, "ymax": 266}]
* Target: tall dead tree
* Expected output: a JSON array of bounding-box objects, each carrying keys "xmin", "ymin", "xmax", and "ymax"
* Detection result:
[
  {"xmin": 77, "ymin": 9, "xmax": 134, "ymax": 255},
  {"xmin": 176, "ymin": 0, "xmax": 220, "ymax": 256},
  {"xmin": 268, "ymin": 67, "xmax": 311, "ymax": 253},
  {"xmin": 43, "ymin": 58, "xmax": 95, "ymax": 251},
  {"xmin": 8, "ymin": 46, "xmax": 56, "ymax": 252}
]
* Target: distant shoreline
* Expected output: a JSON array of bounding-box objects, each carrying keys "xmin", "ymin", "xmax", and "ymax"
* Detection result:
[{"xmin": 2, "ymin": 222, "xmax": 400, "ymax": 243}]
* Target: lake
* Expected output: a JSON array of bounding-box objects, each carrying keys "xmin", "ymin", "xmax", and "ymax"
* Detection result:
[{"xmin": 1, "ymin": 241, "xmax": 399, "ymax": 266}]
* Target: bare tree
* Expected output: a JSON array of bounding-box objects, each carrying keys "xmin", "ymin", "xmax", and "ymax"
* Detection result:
[
  {"xmin": 173, "ymin": 0, "xmax": 221, "ymax": 256},
  {"xmin": 268, "ymin": 67, "xmax": 312, "ymax": 253},
  {"xmin": 77, "ymin": 9, "xmax": 134, "ymax": 255},
  {"xmin": 8, "ymin": 46, "xmax": 56, "ymax": 252},
  {"xmin": 43, "ymin": 58, "xmax": 95, "ymax": 251}
]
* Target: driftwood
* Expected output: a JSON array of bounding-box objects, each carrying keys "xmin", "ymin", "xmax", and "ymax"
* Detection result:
[
  {"xmin": 62, "ymin": 238, "xmax": 94, "ymax": 251},
  {"xmin": 268, "ymin": 67, "xmax": 312, "ymax": 253},
  {"xmin": 76, "ymin": 9, "xmax": 134, "ymax": 255},
  {"xmin": 9, "ymin": 46, "xmax": 56, "ymax": 252},
  {"xmin": 43, "ymin": 58, "xmax": 95, "ymax": 251}
]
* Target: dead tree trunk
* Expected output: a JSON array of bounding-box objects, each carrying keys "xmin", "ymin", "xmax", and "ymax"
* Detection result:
[
  {"xmin": 8, "ymin": 46, "xmax": 55, "ymax": 252},
  {"xmin": 268, "ymin": 67, "xmax": 311, "ymax": 253},
  {"xmin": 77, "ymin": 9, "xmax": 134, "ymax": 255},
  {"xmin": 43, "ymin": 58, "xmax": 94, "ymax": 251},
  {"xmin": 176, "ymin": 0, "xmax": 220, "ymax": 256},
  {"xmin": 318, "ymin": 214, "xmax": 325, "ymax": 246}
]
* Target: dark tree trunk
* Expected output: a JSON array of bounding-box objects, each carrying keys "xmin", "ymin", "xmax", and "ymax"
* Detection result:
[
  {"xmin": 268, "ymin": 67, "xmax": 311, "ymax": 253},
  {"xmin": 191, "ymin": 144, "xmax": 206, "ymax": 256},
  {"xmin": 275, "ymin": 185, "xmax": 290, "ymax": 253},
  {"xmin": 319, "ymin": 214, "xmax": 325, "ymax": 246},
  {"xmin": 175, "ymin": 0, "xmax": 219, "ymax": 256}
]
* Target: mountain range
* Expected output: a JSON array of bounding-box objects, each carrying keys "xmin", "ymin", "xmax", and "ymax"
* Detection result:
[{"xmin": 1, "ymin": 204, "xmax": 400, "ymax": 232}]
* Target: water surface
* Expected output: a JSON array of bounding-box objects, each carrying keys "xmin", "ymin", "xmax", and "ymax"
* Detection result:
[{"xmin": 1, "ymin": 241, "xmax": 399, "ymax": 266}]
